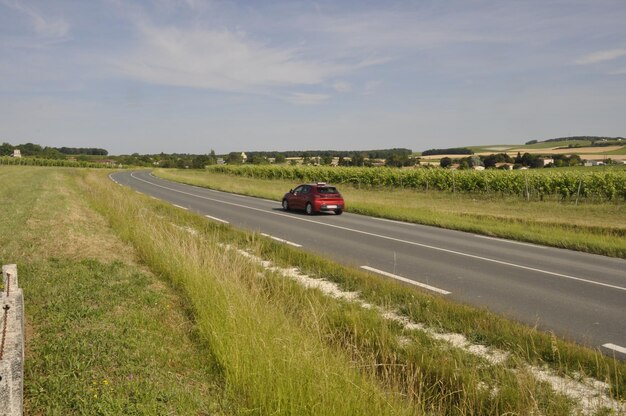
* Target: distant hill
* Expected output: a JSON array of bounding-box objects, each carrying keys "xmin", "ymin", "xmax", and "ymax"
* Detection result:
[{"xmin": 525, "ymin": 136, "xmax": 625, "ymax": 145}]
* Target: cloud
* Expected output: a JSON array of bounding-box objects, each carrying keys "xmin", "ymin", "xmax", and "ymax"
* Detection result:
[
  {"xmin": 116, "ymin": 22, "xmax": 355, "ymax": 95},
  {"xmin": 607, "ymin": 67, "xmax": 626, "ymax": 75},
  {"xmin": 332, "ymin": 81, "xmax": 351, "ymax": 93},
  {"xmin": 284, "ymin": 92, "xmax": 330, "ymax": 105},
  {"xmin": 575, "ymin": 48, "xmax": 626, "ymax": 65},
  {"xmin": 0, "ymin": 0, "xmax": 70, "ymax": 38}
]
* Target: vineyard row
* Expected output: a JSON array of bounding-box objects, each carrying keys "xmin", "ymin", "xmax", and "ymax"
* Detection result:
[{"xmin": 207, "ymin": 165, "xmax": 626, "ymax": 201}]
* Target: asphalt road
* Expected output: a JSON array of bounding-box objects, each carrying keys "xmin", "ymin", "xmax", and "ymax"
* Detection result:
[{"xmin": 111, "ymin": 170, "xmax": 626, "ymax": 358}]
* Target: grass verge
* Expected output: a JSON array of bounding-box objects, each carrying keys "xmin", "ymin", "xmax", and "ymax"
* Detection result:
[
  {"xmin": 0, "ymin": 166, "xmax": 230, "ymax": 415},
  {"xmin": 153, "ymin": 168, "xmax": 626, "ymax": 258}
]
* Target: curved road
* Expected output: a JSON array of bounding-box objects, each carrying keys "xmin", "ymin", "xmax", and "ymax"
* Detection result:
[{"xmin": 111, "ymin": 170, "xmax": 626, "ymax": 358}]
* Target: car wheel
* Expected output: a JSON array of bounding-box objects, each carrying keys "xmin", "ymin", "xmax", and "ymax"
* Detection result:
[
  {"xmin": 305, "ymin": 202, "xmax": 314, "ymax": 215},
  {"xmin": 282, "ymin": 199, "xmax": 289, "ymax": 211},
  {"xmin": 334, "ymin": 209, "xmax": 343, "ymax": 215}
]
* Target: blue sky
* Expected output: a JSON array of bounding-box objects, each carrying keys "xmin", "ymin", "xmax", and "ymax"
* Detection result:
[{"xmin": 1, "ymin": 0, "xmax": 625, "ymax": 155}]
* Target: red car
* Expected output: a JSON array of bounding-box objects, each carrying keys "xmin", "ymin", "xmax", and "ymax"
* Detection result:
[{"xmin": 282, "ymin": 183, "xmax": 345, "ymax": 215}]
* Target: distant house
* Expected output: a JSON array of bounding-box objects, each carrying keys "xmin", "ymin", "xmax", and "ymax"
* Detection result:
[
  {"xmin": 584, "ymin": 160, "xmax": 604, "ymax": 167},
  {"xmin": 12, "ymin": 149, "xmax": 21, "ymax": 158},
  {"xmin": 472, "ymin": 165, "xmax": 485, "ymax": 171},
  {"xmin": 241, "ymin": 152, "xmax": 248, "ymax": 162},
  {"xmin": 495, "ymin": 163, "xmax": 513, "ymax": 170},
  {"xmin": 538, "ymin": 158, "xmax": 554, "ymax": 167}
]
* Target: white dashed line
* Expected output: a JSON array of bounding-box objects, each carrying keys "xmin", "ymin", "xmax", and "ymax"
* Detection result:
[
  {"xmin": 205, "ymin": 215, "xmax": 229, "ymax": 224},
  {"xmin": 361, "ymin": 266, "xmax": 451, "ymax": 295},
  {"xmin": 260, "ymin": 233, "xmax": 302, "ymax": 247},
  {"xmin": 602, "ymin": 343, "xmax": 626, "ymax": 355},
  {"xmin": 173, "ymin": 204, "xmax": 188, "ymax": 210}
]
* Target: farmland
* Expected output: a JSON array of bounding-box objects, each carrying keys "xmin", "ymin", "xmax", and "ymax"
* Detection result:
[
  {"xmin": 2, "ymin": 165, "xmax": 626, "ymax": 415},
  {"xmin": 201, "ymin": 164, "xmax": 626, "ymax": 201}
]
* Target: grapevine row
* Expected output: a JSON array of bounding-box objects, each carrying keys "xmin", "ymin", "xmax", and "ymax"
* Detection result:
[
  {"xmin": 206, "ymin": 165, "xmax": 626, "ymax": 201},
  {"xmin": 0, "ymin": 157, "xmax": 116, "ymax": 169}
]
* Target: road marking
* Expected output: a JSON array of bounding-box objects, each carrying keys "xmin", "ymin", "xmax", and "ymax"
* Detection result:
[
  {"xmin": 373, "ymin": 217, "xmax": 416, "ymax": 226},
  {"xmin": 173, "ymin": 204, "xmax": 188, "ymax": 210},
  {"xmin": 602, "ymin": 343, "xmax": 626, "ymax": 354},
  {"xmin": 128, "ymin": 172, "xmax": 626, "ymax": 293},
  {"xmin": 260, "ymin": 233, "xmax": 302, "ymax": 247},
  {"xmin": 361, "ymin": 266, "xmax": 451, "ymax": 295},
  {"xmin": 150, "ymin": 196, "xmax": 159, "ymax": 200},
  {"xmin": 474, "ymin": 234, "xmax": 547, "ymax": 249},
  {"xmin": 205, "ymin": 215, "xmax": 229, "ymax": 224}
]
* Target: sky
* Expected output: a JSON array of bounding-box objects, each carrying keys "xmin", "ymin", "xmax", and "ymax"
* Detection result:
[{"xmin": 1, "ymin": 0, "xmax": 626, "ymax": 155}]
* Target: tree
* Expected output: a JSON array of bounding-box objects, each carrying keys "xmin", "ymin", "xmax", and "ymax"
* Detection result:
[
  {"xmin": 469, "ymin": 156, "xmax": 484, "ymax": 168},
  {"xmin": 207, "ymin": 149, "xmax": 217, "ymax": 165},
  {"xmin": 320, "ymin": 155, "xmax": 333, "ymax": 165},
  {"xmin": 351, "ymin": 152, "xmax": 365, "ymax": 167},
  {"xmin": 1, "ymin": 142, "xmax": 14, "ymax": 156},
  {"xmin": 225, "ymin": 152, "xmax": 243, "ymax": 164},
  {"xmin": 440, "ymin": 157, "xmax": 452, "ymax": 168},
  {"xmin": 274, "ymin": 153, "xmax": 286, "ymax": 164},
  {"xmin": 191, "ymin": 155, "xmax": 210, "ymax": 169},
  {"xmin": 249, "ymin": 155, "xmax": 269, "ymax": 164}
]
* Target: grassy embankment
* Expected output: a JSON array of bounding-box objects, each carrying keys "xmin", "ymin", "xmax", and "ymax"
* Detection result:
[
  {"xmin": 0, "ymin": 166, "xmax": 230, "ymax": 414},
  {"xmin": 3, "ymin": 165, "xmax": 625, "ymax": 414},
  {"xmin": 154, "ymin": 168, "xmax": 626, "ymax": 258}
]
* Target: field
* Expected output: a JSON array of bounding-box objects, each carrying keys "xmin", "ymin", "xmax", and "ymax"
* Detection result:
[
  {"xmin": 2, "ymin": 165, "xmax": 626, "ymax": 415},
  {"xmin": 155, "ymin": 167, "xmax": 626, "ymax": 258},
  {"xmin": 466, "ymin": 140, "xmax": 626, "ymax": 162}
]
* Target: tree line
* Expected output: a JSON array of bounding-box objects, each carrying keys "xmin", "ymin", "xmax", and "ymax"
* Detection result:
[
  {"xmin": 440, "ymin": 152, "xmax": 585, "ymax": 169},
  {"xmin": 1, "ymin": 142, "xmax": 108, "ymax": 157}
]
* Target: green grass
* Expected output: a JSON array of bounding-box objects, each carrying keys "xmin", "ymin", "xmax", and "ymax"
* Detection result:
[
  {"xmin": 467, "ymin": 144, "xmax": 519, "ymax": 153},
  {"xmin": 0, "ymin": 166, "xmax": 230, "ymax": 415},
  {"xmin": 521, "ymin": 140, "xmax": 593, "ymax": 149},
  {"xmin": 153, "ymin": 169, "xmax": 626, "ymax": 258},
  {"xmin": 605, "ymin": 146, "xmax": 626, "ymax": 156},
  {"xmin": 4, "ymin": 165, "xmax": 626, "ymax": 415}
]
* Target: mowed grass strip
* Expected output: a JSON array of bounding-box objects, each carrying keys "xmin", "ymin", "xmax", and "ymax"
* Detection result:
[
  {"xmin": 0, "ymin": 166, "xmax": 230, "ymax": 415},
  {"xmin": 153, "ymin": 168, "xmax": 626, "ymax": 258}
]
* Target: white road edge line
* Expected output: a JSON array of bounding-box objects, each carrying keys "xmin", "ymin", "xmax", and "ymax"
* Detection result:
[
  {"xmin": 602, "ymin": 343, "xmax": 626, "ymax": 354},
  {"xmin": 474, "ymin": 234, "xmax": 547, "ymax": 249},
  {"xmin": 127, "ymin": 172, "xmax": 626, "ymax": 292},
  {"xmin": 260, "ymin": 233, "xmax": 302, "ymax": 247},
  {"xmin": 361, "ymin": 266, "xmax": 451, "ymax": 295},
  {"xmin": 205, "ymin": 215, "xmax": 229, "ymax": 224},
  {"xmin": 173, "ymin": 204, "xmax": 188, "ymax": 210},
  {"xmin": 373, "ymin": 217, "xmax": 416, "ymax": 226}
]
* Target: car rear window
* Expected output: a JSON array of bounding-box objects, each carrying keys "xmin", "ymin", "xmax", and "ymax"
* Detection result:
[{"xmin": 317, "ymin": 187, "xmax": 339, "ymax": 194}]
